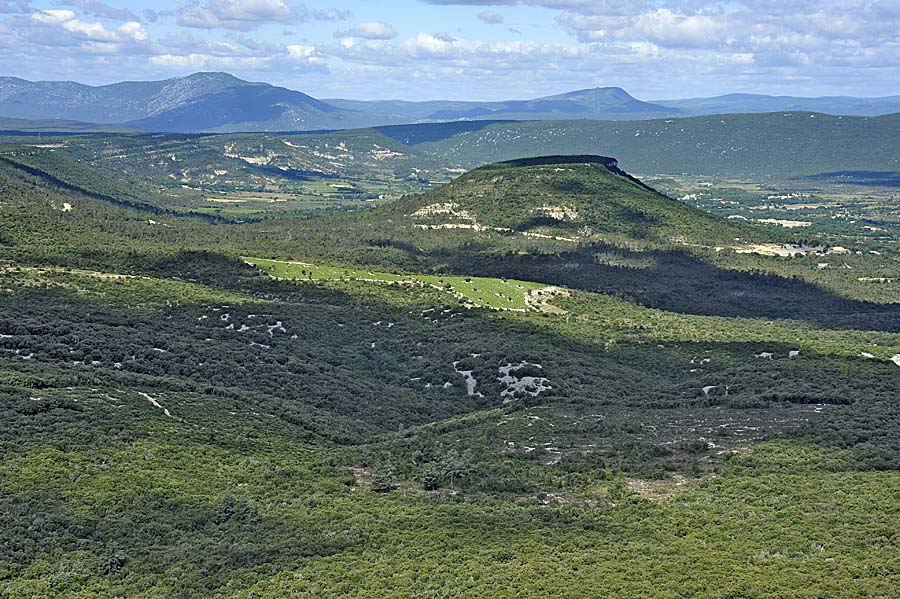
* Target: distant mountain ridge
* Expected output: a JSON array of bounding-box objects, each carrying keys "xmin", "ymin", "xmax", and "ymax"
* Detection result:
[
  {"xmin": 0, "ymin": 72, "xmax": 247, "ymax": 123},
  {"xmin": 0, "ymin": 72, "xmax": 380, "ymax": 133},
  {"xmin": 654, "ymin": 93, "xmax": 900, "ymax": 117},
  {"xmin": 0, "ymin": 72, "xmax": 898, "ymax": 133},
  {"xmin": 331, "ymin": 87, "xmax": 675, "ymax": 122}
]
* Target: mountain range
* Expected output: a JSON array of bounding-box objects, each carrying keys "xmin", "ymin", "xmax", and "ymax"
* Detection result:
[{"xmin": 0, "ymin": 71, "xmax": 898, "ymax": 133}]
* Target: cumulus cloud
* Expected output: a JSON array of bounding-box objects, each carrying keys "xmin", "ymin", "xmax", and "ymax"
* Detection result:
[
  {"xmin": 632, "ymin": 9, "xmax": 726, "ymax": 48},
  {"xmin": 59, "ymin": 0, "xmax": 141, "ymax": 22},
  {"xmin": 423, "ymin": 0, "xmax": 517, "ymax": 4},
  {"xmin": 0, "ymin": 1, "xmax": 338, "ymax": 82},
  {"xmin": 176, "ymin": 0, "xmax": 348, "ymax": 31},
  {"xmin": 421, "ymin": 0, "xmax": 900, "ymax": 61},
  {"xmin": 29, "ymin": 9, "xmax": 147, "ymax": 44},
  {"xmin": 334, "ymin": 21, "xmax": 397, "ymax": 40},
  {"xmin": 331, "ymin": 32, "xmax": 587, "ymax": 69},
  {"xmin": 150, "ymin": 53, "xmax": 268, "ymax": 69},
  {"xmin": 285, "ymin": 43, "xmax": 328, "ymax": 69},
  {"xmin": 134, "ymin": 29, "xmax": 326, "ymax": 76},
  {"xmin": 177, "ymin": 0, "xmax": 292, "ymax": 29},
  {"xmin": 477, "ymin": 10, "xmax": 503, "ymax": 24},
  {"xmin": 157, "ymin": 30, "xmax": 246, "ymax": 57},
  {"xmin": 545, "ymin": 0, "xmax": 900, "ymax": 77},
  {"xmin": 422, "ymin": 0, "xmax": 641, "ymax": 11},
  {"xmin": 0, "ymin": 0, "xmax": 898, "ymax": 99}
]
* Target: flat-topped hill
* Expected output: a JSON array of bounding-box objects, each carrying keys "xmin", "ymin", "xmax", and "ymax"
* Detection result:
[
  {"xmin": 475, "ymin": 155, "xmax": 620, "ymax": 169},
  {"xmin": 383, "ymin": 155, "xmax": 764, "ymax": 247}
]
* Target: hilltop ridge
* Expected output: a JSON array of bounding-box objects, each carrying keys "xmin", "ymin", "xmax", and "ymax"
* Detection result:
[{"xmin": 384, "ymin": 154, "xmax": 756, "ymax": 248}]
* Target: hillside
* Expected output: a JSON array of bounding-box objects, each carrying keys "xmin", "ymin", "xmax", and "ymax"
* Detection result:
[
  {"xmin": 278, "ymin": 156, "xmax": 900, "ymax": 326},
  {"xmin": 414, "ymin": 112, "xmax": 900, "ymax": 179},
  {"xmin": 252, "ymin": 155, "xmax": 769, "ymax": 279},
  {"xmin": 374, "ymin": 155, "xmax": 753, "ymax": 245},
  {"xmin": 2, "ymin": 109, "xmax": 895, "ymax": 222},
  {"xmin": 0, "ymin": 117, "xmax": 142, "ymax": 134},
  {"xmin": 1, "ymin": 152, "xmax": 900, "ymax": 597}
]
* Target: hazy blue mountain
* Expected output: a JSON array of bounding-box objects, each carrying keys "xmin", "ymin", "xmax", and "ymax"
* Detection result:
[
  {"xmin": 0, "ymin": 75, "xmax": 678, "ymax": 132},
  {"xmin": 128, "ymin": 83, "xmax": 369, "ymax": 133},
  {"xmin": 328, "ymin": 87, "xmax": 677, "ymax": 122},
  {"xmin": 0, "ymin": 72, "xmax": 379, "ymax": 133},
  {"xmin": 1, "ymin": 72, "xmax": 898, "ymax": 133},
  {"xmin": 334, "ymin": 90, "xmax": 900, "ymax": 122},
  {"xmin": 0, "ymin": 72, "xmax": 247, "ymax": 123},
  {"xmin": 655, "ymin": 93, "xmax": 900, "ymax": 116}
]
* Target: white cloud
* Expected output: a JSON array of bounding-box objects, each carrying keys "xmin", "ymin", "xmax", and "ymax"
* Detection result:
[
  {"xmin": 286, "ymin": 43, "xmax": 326, "ymax": 66},
  {"xmin": 405, "ymin": 32, "xmax": 454, "ymax": 56},
  {"xmin": 286, "ymin": 43, "xmax": 315, "ymax": 58},
  {"xmin": 176, "ymin": 0, "xmax": 348, "ymax": 31},
  {"xmin": 331, "ymin": 32, "xmax": 588, "ymax": 68},
  {"xmin": 177, "ymin": 0, "xmax": 294, "ymax": 29},
  {"xmin": 59, "ymin": 0, "xmax": 141, "ymax": 22},
  {"xmin": 118, "ymin": 21, "xmax": 148, "ymax": 41},
  {"xmin": 335, "ymin": 21, "xmax": 397, "ymax": 40},
  {"xmin": 477, "ymin": 10, "xmax": 504, "ymax": 24},
  {"xmin": 31, "ymin": 8, "xmax": 76, "ymax": 24},
  {"xmin": 30, "ymin": 9, "xmax": 147, "ymax": 43},
  {"xmin": 632, "ymin": 9, "xmax": 726, "ymax": 48},
  {"xmin": 150, "ymin": 53, "xmax": 268, "ymax": 69},
  {"xmin": 158, "ymin": 31, "xmax": 243, "ymax": 56},
  {"xmin": 0, "ymin": 0, "xmax": 898, "ymax": 99}
]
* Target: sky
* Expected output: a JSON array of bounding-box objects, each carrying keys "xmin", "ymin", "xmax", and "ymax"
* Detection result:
[{"xmin": 0, "ymin": 0, "xmax": 898, "ymax": 101}]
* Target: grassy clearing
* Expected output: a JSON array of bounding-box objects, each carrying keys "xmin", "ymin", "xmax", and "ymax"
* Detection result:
[
  {"xmin": 0, "ymin": 264, "xmax": 254, "ymax": 309},
  {"xmin": 245, "ymin": 257, "xmax": 549, "ymax": 311}
]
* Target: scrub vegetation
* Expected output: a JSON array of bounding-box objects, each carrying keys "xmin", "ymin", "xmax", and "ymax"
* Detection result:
[{"xmin": 1, "ymin": 146, "xmax": 899, "ymax": 597}]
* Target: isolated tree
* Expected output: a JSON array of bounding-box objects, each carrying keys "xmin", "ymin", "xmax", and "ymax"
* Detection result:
[
  {"xmin": 371, "ymin": 464, "xmax": 396, "ymax": 493},
  {"xmin": 440, "ymin": 449, "xmax": 473, "ymax": 489},
  {"xmin": 420, "ymin": 465, "xmax": 442, "ymax": 491}
]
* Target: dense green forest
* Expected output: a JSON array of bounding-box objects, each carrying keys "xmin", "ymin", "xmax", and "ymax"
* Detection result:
[{"xmin": 1, "ymin": 150, "xmax": 898, "ymax": 597}]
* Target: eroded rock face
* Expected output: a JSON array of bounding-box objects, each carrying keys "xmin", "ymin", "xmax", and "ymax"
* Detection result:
[
  {"xmin": 453, "ymin": 360, "xmax": 483, "ymax": 397},
  {"xmin": 498, "ymin": 361, "xmax": 551, "ymax": 402}
]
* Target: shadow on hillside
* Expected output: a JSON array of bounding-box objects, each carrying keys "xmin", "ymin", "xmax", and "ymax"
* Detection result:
[
  {"xmin": 804, "ymin": 171, "xmax": 900, "ymax": 187},
  {"xmin": 374, "ymin": 120, "xmax": 516, "ymax": 145},
  {"xmin": 430, "ymin": 242, "xmax": 900, "ymax": 331}
]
